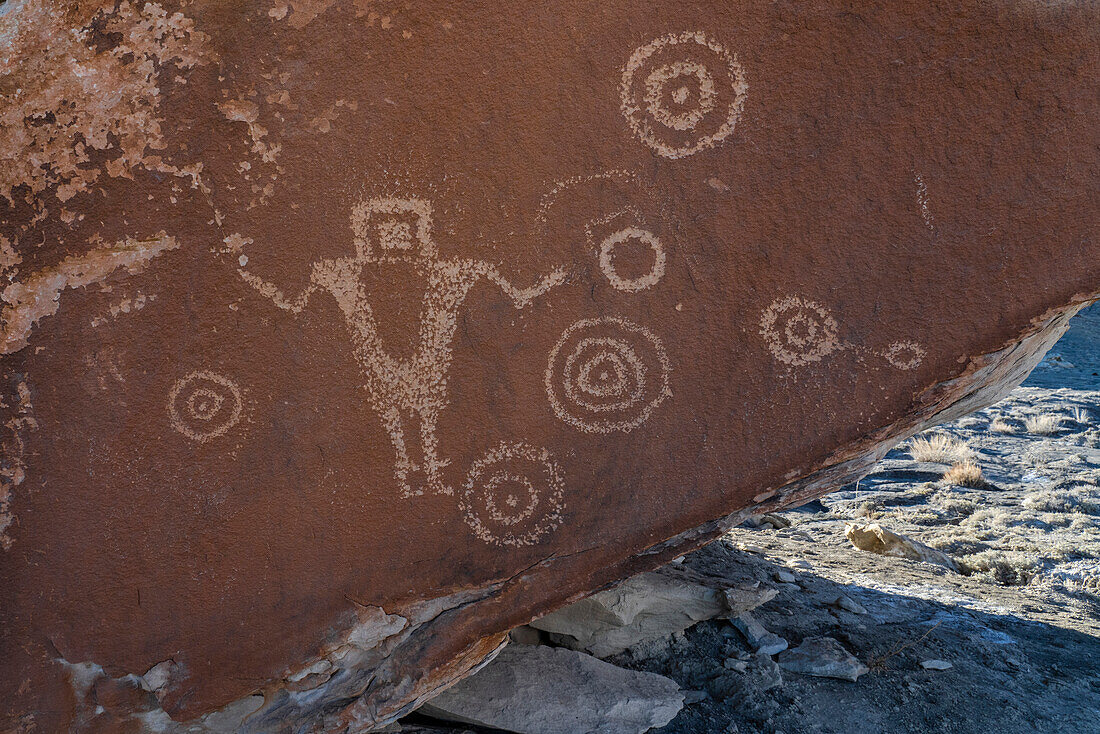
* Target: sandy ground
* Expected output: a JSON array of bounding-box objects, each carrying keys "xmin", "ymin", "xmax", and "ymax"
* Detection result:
[{"xmin": 406, "ymin": 304, "xmax": 1100, "ymax": 734}]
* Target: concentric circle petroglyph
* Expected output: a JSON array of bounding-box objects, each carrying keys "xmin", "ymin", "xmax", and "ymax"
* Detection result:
[
  {"xmin": 760, "ymin": 296, "xmax": 840, "ymax": 366},
  {"xmin": 599, "ymin": 227, "xmax": 666, "ymax": 292},
  {"xmin": 621, "ymin": 31, "xmax": 748, "ymax": 159},
  {"xmin": 461, "ymin": 442, "xmax": 565, "ymax": 547},
  {"xmin": 167, "ymin": 370, "xmax": 243, "ymax": 442},
  {"xmin": 546, "ymin": 317, "xmax": 672, "ymax": 433},
  {"xmin": 883, "ymin": 341, "xmax": 926, "ymax": 370}
]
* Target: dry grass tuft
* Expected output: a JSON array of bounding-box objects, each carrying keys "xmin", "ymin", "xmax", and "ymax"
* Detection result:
[
  {"xmin": 1024, "ymin": 414, "xmax": 1063, "ymax": 435},
  {"xmin": 942, "ymin": 461, "xmax": 986, "ymax": 489},
  {"xmin": 989, "ymin": 417, "xmax": 1018, "ymax": 434},
  {"xmin": 909, "ymin": 434, "xmax": 974, "ymax": 464},
  {"xmin": 1071, "ymin": 407, "xmax": 1092, "ymax": 424}
]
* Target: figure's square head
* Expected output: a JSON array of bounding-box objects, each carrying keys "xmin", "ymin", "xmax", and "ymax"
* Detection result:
[{"xmin": 351, "ymin": 197, "xmax": 436, "ymax": 261}]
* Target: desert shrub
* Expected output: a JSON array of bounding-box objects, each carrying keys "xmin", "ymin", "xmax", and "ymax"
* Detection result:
[
  {"xmin": 909, "ymin": 434, "xmax": 974, "ymax": 464},
  {"xmin": 1024, "ymin": 414, "xmax": 1064, "ymax": 435},
  {"xmin": 942, "ymin": 461, "xmax": 986, "ymax": 489}
]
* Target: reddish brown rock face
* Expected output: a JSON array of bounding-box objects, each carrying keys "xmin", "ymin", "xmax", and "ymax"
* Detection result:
[{"xmin": 1, "ymin": 0, "xmax": 1097, "ymax": 730}]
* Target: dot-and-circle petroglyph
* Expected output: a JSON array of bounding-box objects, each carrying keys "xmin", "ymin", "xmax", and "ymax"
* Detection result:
[
  {"xmin": 460, "ymin": 442, "xmax": 565, "ymax": 548},
  {"xmin": 167, "ymin": 370, "xmax": 244, "ymax": 442},
  {"xmin": 546, "ymin": 317, "xmax": 672, "ymax": 433},
  {"xmin": 882, "ymin": 341, "xmax": 927, "ymax": 371},
  {"xmin": 760, "ymin": 296, "xmax": 926, "ymax": 372},
  {"xmin": 759, "ymin": 296, "xmax": 841, "ymax": 367},
  {"xmin": 621, "ymin": 31, "xmax": 748, "ymax": 159}
]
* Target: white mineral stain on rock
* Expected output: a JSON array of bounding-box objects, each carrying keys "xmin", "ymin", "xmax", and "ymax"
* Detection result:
[
  {"xmin": 0, "ymin": 0, "xmax": 210, "ymax": 206},
  {"xmin": 0, "ymin": 233, "xmax": 180, "ymax": 355}
]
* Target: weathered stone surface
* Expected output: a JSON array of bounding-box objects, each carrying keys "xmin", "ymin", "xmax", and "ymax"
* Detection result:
[
  {"xmin": 1, "ymin": 0, "xmax": 1098, "ymax": 731},
  {"xmin": 419, "ymin": 644, "xmax": 684, "ymax": 734}
]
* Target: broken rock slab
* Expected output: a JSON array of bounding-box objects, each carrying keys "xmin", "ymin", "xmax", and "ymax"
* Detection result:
[
  {"xmin": 846, "ymin": 523, "xmax": 962, "ymax": 573},
  {"xmin": 778, "ymin": 637, "xmax": 870, "ymax": 682},
  {"xmin": 730, "ymin": 612, "xmax": 789, "ymax": 656},
  {"xmin": 418, "ymin": 644, "xmax": 683, "ymax": 734},
  {"xmin": 530, "ymin": 567, "xmax": 775, "ymax": 658}
]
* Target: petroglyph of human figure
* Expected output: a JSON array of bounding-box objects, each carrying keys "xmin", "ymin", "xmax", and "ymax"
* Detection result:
[{"xmin": 239, "ymin": 197, "xmax": 566, "ymax": 497}]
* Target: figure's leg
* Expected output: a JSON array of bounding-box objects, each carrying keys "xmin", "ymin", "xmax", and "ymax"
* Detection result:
[
  {"xmin": 377, "ymin": 405, "xmax": 419, "ymax": 498},
  {"xmin": 418, "ymin": 405, "xmax": 452, "ymax": 496}
]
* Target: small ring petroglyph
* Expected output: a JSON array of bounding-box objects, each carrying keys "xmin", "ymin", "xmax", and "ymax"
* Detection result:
[{"xmin": 598, "ymin": 227, "xmax": 666, "ymax": 292}]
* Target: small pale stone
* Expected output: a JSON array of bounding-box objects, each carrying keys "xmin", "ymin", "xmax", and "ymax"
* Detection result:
[
  {"xmin": 833, "ymin": 595, "xmax": 867, "ymax": 615},
  {"xmin": 774, "ymin": 570, "xmax": 797, "ymax": 584},
  {"xmin": 723, "ymin": 584, "xmax": 778, "ymax": 617},
  {"xmin": 845, "ymin": 523, "xmax": 961, "ymax": 573},
  {"xmin": 723, "ymin": 658, "xmax": 748, "ymax": 673},
  {"xmin": 921, "ymin": 659, "xmax": 953, "ymax": 671}
]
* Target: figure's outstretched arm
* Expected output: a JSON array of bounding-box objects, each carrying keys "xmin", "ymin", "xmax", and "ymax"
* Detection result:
[
  {"xmin": 480, "ymin": 263, "xmax": 568, "ymax": 309},
  {"xmin": 238, "ymin": 268, "xmax": 318, "ymax": 313}
]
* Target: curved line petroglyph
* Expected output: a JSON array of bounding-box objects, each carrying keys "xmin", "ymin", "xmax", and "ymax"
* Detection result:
[
  {"xmin": 239, "ymin": 197, "xmax": 567, "ymax": 499},
  {"xmin": 460, "ymin": 442, "xmax": 565, "ymax": 548},
  {"xmin": 167, "ymin": 370, "xmax": 244, "ymax": 442},
  {"xmin": 545, "ymin": 317, "xmax": 672, "ymax": 433},
  {"xmin": 535, "ymin": 170, "xmax": 638, "ymax": 226},
  {"xmin": 760, "ymin": 296, "xmax": 926, "ymax": 372},
  {"xmin": 621, "ymin": 31, "xmax": 748, "ymax": 160}
]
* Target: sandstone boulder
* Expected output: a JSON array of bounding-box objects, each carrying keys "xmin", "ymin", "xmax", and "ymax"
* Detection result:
[{"xmin": 1, "ymin": 0, "xmax": 1097, "ymax": 731}]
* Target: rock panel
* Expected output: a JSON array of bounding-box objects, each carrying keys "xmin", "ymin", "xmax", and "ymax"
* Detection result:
[{"xmin": 1, "ymin": 0, "xmax": 1098, "ymax": 730}]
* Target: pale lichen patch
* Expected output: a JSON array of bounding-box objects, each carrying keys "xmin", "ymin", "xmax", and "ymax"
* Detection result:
[{"xmin": 0, "ymin": 0, "xmax": 211, "ymax": 208}]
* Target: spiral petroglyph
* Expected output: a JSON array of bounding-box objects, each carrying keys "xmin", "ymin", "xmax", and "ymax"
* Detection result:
[
  {"xmin": 621, "ymin": 31, "xmax": 748, "ymax": 159},
  {"xmin": 546, "ymin": 317, "xmax": 671, "ymax": 433},
  {"xmin": 167, "ymin": 370, "xmax": 244, "ymax": 442},
  {"xmin": 460, "ymin": 442, "xmax": 565, "ymax": 547},
  {"xmin": 760, "ymin": 296, "xmax": 841, "ymax": 366}
]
